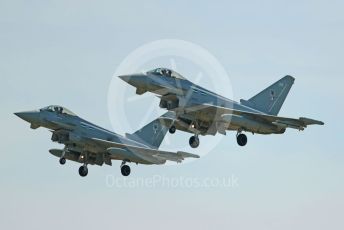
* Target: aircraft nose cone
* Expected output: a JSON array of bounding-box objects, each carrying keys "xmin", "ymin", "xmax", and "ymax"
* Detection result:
[
  {"xmin": 118, "ymin": 74, "xmax": 132, "ymax": 83},
  {"xmin": 118, "ymin": 74, "xmax": 146, "ymax": 88},
  {"xmin": 14, "ymin": 111, "xmax": 40, "ymax": 123}
]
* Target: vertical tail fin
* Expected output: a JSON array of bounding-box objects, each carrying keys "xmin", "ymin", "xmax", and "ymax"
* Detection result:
[
  {"xmin": 240, "ymin": 75, "xmax": 295, "ymax": 115},
  {"xmin": 125, "ymin": 112, "xmax": 175, "ymax": 149}
]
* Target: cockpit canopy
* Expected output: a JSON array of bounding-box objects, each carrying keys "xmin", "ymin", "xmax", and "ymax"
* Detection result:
[
  {"xmin": 147, "ymin": 68, "xmax": 185, "ymax": 80},
  {"xmin": 40, "ymin": 105, "xmax": 76, "ymax": 116}
]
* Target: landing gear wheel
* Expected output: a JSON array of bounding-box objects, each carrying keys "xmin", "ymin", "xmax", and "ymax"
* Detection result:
[
  {"xmin": 78, "ymin": 165, "xmax": 88, "ymax": 177},
  {"xmin": 121, "ymin": 165, "xmax": 131, "ymax": 176},
  {"xmin": 189, "ymin": 136, "xmax": 200, "ymax": 148},
  {"xmin": 237, "ymin": 133, "xmax": 247, "ymax": 146},
  {"xmin": 59, "ymin": 157, "xmax": 66, "ymax": 165},
  {"xmin": 169, "ymin": 126, "xmax": 176, "ymax": 134}
]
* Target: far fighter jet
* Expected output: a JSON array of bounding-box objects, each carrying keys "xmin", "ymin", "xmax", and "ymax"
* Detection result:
[
  {"xmin": 119, "ymin": 68, "xmax": 324, "ymax": 148},
  {"xmin": 15, "ymin": 105, "xmax": 199, "ymax": 177}
]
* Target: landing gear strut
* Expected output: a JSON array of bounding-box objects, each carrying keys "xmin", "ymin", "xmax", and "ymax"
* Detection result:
[
  {"xmin": 189, "ymin": 135, "xmax": 200, "ymax": 148},
  {"xmin": 236, "ymin": 133, "xmax": 247, "ymax": 146},
  {"xmin": 59, "ymin": 148, "xmax": 67, "ymax": 165},
  {"xmin": 169, "ymin": 125, "xmax": 176, "ymax": 134},
  {"xmin": 120, "ymin": 161, "xmax": 131, "ymax": 176},
  {"xmin": 78, "ymin": 164, "xmax": 88, "ymax": 177}
]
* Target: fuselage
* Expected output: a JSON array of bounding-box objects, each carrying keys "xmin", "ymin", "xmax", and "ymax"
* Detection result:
[
  {"xmin": 120, "ymin": 71, "xmax": 284, "ymax": 135},
  {"xmin": 15, "ymin": 106, "xmax": 156, "ymax": 165},
  {"xmin": 16, "ymin": 106, "xmax": 147, "ymax": 151},
  {"xmin": 122, "ymin": 72, "xmax": 266, "ymax": 114},
  {"xmin": 15, "ymin": 105, "xmax": 182, "ymax": 176},
  {"xmin": 40, "ymin": 109, "xmax": 147, "ymax": 148}
]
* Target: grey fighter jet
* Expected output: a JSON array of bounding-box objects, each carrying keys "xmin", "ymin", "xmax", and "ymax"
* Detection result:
[
  {"xmin": 119, "ymin": 68, "xmax": 324, "ymax": 148},
  {"xmin": 15, "ymin": 105, "xmax": 199, "ymax": 177}
]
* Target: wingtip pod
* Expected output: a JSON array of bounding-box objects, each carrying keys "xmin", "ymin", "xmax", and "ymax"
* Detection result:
[
  {"xmin": 300, "ymin": 117, "xmax": 325, "ymax": 126},
  {"xmin": 177, "ymin": 151, "xmax": 200, "ymax": 159}
]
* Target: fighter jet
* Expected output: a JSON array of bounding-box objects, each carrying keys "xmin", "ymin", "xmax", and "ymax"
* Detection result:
[
  {"xmin": 14, "ymin": 105, "xmax": 199, "ymax": 177},
  {"xmin": 119, "ymin": 68, "xmax": 324, "ymax": 148}
]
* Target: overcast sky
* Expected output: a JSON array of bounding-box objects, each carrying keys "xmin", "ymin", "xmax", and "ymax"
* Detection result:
[{"xmin": 1, "ymin": 1, "xmax": 343, "ymax": 230}]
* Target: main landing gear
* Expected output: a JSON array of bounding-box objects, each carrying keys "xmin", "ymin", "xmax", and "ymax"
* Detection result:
[
  {"xmin": 78, "ymin": 164, "xmax": 88, "ymax": 177},
  {"xmin": 169, "ymin": 125, "xmax": 176, "ymax": 134},
  {"xmin": 236, "ymin": 132, "xmax": 247, "ymax": 146},
  {"xmin": 120, "ymin": 161, "xmax": 131, "ymax": 176},
  {"xmin": 59, "ymin": 148, "xmax": 67, "ymax": 165},
  {"xmin": 59, "ymin": 157, "xmax": 66, "ymax": 165},
  {"xmin": 77, "ymin": 152, "xmax": 89, "ymax": 177},
  {"xmin": 169, "ymin": 124, "xmax": 200, "ymax": 148},
  {"xmin": 189, "ymin": 135, "xmax": 200, "ymax": 148}
]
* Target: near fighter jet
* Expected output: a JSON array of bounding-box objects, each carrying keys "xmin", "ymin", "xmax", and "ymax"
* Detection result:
[
  {"xmin": 119, "ymin": 68, "xmax": 324, "ymax": 148},
  {"xmin": 15, "ymin": 105, "xmax": 199, "ymax": 177}
]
